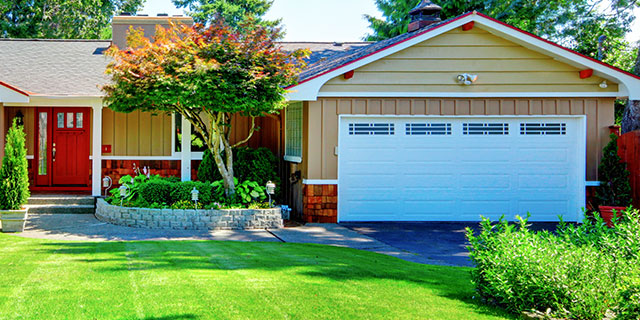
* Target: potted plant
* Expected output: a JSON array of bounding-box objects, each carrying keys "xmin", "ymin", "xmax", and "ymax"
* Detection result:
[
  {"xmin": 0, "ymin": 119, "xmax": 31, "ymax": 232},
  {"xmin": 595, "ymin": 133, "xmax": 632, "ymax": 226}
]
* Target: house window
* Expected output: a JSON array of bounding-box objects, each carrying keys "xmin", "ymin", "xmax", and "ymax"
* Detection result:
[
  {"xmin": 174, "ymin": 114, "xmax": 208, "ymax": 153},
  {"xmin": 285, "ymin": 102, "xmax": 303, "ymax": 163}
]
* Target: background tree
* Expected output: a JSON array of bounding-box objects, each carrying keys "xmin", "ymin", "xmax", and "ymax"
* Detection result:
[
  {"xmin": 0, "ymin": 0, "xmax": 144, "ymax": 39},
  {"xmin": 103, "ymin": 21, "xmax": 308, "ymax": 196},
  {"xmin": 172, "ymin": 0, "xmax": 280, "ymax": 29}
]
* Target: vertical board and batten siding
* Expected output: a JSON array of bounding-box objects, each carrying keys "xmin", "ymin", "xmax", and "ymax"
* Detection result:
[
  {"xmin": 304, "ymin": 98, "xmax": 614, "ymax": 181},
  {"xmin": 102, "ymin": 108, "xmax": 172, "ymax": 156},
  {"xmin": 5, "ymin": 107, "xmax": 35, "ymax": 154},
  {"xmin": 320, "ymin": 28, "xmax": 617, "ymax": 94}
]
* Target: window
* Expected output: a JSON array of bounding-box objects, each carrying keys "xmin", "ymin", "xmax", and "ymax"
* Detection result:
[
  {"xmin": 349, "ymin": 123, "xmax": 395, "ymax": 135},
  {"xmin": 406, "ymin": 123, "xmax": 451, "ymax": 135},
  {"xmin": 520, "ymin": 123, "xmax": 566, "ymax": 135},
  {"xmin": 463, "ymin": 123, "xmax": 509, "ymax": 135},
  {"xmin": 174, "ymin": 114, "xmax": 208, "ymax": 153},
  {"xmin": 285, "ymin": 102, "xmax": 303, "ymax": 162}
]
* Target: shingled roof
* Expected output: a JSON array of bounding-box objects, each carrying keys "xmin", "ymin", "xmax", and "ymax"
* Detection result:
[
  {"xmin": 0, "ymin": 39, "xmax": 368, "ymax": 97},
  {"xmin": 297, "ymin": 16, "xmax": 456, "ymax": 84},
  {"xmin": 0, "ymin": 39, "xmax": 112, "ymax": 96}
]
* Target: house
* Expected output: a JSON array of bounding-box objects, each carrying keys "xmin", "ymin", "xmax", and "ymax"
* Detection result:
[{"xmin": 1, "ymin": 2, "xmax": 639, "ymax": 223}]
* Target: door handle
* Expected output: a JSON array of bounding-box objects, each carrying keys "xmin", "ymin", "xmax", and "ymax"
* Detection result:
[{"xmin": 52, "ymin": 142, "xmax": 56, "ymax": 162}]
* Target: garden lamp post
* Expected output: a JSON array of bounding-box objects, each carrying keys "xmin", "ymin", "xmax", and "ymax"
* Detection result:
[
  {"xmin": 102, "ymin": 176, "xmax": 112, "ymax": 198},
  {"xmin": 266, "ymin": 181, "xmax": 276, "ymax": 207},
  {"xmin": 191, "ymin": 187, "xmax": 199, "ymax": 210},
  {"xmin": 119, "ymin": 184, "xmax": 129, "ymax": 207}
]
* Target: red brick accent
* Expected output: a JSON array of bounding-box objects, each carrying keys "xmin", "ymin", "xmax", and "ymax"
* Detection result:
[
  {"xmin": 303, "ymin": 184, "xmax": 338, "ymax": 223},
  {"xmin": 102, "ymin": 160, "xmax": 180, "ymax": 185}
]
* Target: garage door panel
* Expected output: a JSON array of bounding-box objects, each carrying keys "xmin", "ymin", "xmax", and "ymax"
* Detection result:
[{"xmin": 339, "ymin": 116, "xmax": 584, "ymax": 222}]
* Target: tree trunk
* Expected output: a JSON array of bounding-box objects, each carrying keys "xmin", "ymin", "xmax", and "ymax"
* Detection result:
[{"xmin": 622, "ymin": 43, "xmax": 640, "ymax": 134}]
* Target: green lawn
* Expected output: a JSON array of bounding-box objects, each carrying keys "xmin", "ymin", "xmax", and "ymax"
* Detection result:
[{"xmin": 0, "ymin": 234, "xmax": 513, "ymax": 320}]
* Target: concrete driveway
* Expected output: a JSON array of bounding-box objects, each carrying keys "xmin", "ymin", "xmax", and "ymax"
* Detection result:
[{"xmin": 341, "ymin": 222, "xmax": 477, "ymax": 267}]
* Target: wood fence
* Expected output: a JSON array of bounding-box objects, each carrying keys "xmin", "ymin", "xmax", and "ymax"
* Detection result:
[{"xmin": 617, "ymin": 130, "xmax": 640, "ymax": 208}]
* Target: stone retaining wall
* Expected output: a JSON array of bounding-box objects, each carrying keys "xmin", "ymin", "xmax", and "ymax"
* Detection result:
[{"xmin": 95, "ymin": 199, "xmax": 283, "ymax": 230}]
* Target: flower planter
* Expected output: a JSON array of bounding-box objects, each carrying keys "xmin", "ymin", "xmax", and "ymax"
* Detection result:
[
  {"xmin": 0, "ymin": 208, "xmax": 28, "ymax": 232},
  {"xmin": 598, "ymin": 206, "xmax": 626, "ymax": 227}
]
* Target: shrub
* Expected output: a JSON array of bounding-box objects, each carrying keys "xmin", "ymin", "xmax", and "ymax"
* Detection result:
[
  {"xmin": 169, "ymin": 181, "xmax": 213, "ymax": 205},
  {"xmin": 0, "ymin": 119, "xmax": 30, "ymax": 210},
  {"xmin": 139, "ymin": 179, "xmax": 173, "ymax": 206},
  {"xmin": 198, "ymin": 147, "xmax": 279, "ymax": 192},
  {"xmin": 596, "ymin": 133, "xmax": 632, "ymax": 207},
  {"xmin": 467, "ymin": 211, "xmax": 640, "ymax": 319}
]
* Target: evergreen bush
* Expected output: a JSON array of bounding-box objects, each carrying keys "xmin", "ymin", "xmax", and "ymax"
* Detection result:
[
  {"xmin": 198, "ymin": 146, "xmax": 279, "ymax": 190},
  {"xmin": 596, "ymin": 133, "xmax": 632, "ymax": 207},
  {"xmin": 0, "ymin": 119, "xmax": 30, "ymax": 210}
]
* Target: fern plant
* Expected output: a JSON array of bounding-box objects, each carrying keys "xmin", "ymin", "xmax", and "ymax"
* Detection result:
[{"xmin": 0, "ymin": 119, "xmax": 30, "ymax": 210}]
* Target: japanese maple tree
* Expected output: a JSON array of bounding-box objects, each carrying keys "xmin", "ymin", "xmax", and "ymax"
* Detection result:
[{"xmin": 103, "ymin": 20, "xmax": 308, "ymax": 196}]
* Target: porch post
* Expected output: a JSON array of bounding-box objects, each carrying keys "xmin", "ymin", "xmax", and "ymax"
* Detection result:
[
  {"xmin": 180, "ymin": 116, "xmax": 192, "ymax": 181},
  {"xmin": 91, "ymin": 101, "xmax": 103, "ymax": 196}
]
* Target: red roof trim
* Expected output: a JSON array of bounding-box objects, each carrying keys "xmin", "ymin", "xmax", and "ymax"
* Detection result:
[
  {"xmin": 474, "ymin": 12, "xmax": 640, "ymax": 81},
  {"xmin": 0, "ymin": 81, "xmax": 30, "ymax": 97},
  {"xmin": 287, "ymin": 12, "xmax": 474, "ymax": 89},
  {"xmin": 289, "ymin": 11, "xmax": 640, "ymax": 90}
]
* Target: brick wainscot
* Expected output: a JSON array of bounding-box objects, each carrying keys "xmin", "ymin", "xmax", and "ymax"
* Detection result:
[{"xmin": 303, "ymin": 184, "xmax": 338, "ymax": 223}]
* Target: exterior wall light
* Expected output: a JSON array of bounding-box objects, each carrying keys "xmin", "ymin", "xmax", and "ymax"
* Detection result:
[
  {"xmin": 191, "ymin": 187, "xmax": 199, "ymax": 210},
  {"xmin": 456, "ymin": 73, "xmax": 478, "ymax": 85},
  {"xmin": 266, "ymin": 181, "xmax": 276, "ymax": 207},
  {"xmin": 599, "ymin": 80, "xmax": 608, "ymax": 89},
  {"xmin": 102, "ymin": 176, "xmax": 113, "ymax": 197},
  {"xmin": 119, "ymin": 184, "xmax": 130, "ymax": 206}
]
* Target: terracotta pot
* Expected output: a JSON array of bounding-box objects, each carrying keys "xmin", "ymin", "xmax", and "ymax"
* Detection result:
[
  {"xmin": 0, "ymin": 208, "xmax": 28, "ymax": 233},
  {"xmin": 598, "ymin": 206, "xmax": 626, "ymax": 227}
]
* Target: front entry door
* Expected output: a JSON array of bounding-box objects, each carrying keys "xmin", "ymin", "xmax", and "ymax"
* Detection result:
[{"xmin": 35, "ymin": 107, "xmax": 90, "ymax": 186}]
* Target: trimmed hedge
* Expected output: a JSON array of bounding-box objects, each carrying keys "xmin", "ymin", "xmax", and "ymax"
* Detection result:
[{"xmin": 139, "ymin": 179, "xmax": 173, "ymax": 205}]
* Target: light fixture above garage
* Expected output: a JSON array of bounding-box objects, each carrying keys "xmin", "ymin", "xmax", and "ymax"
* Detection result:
[
  {"xmin": 456, "ymin": 73, "xmax": 478, "ymax": 85},
  {"xmin": 599, "ymin": 80, "xmax": 608, "ymax": 89}
]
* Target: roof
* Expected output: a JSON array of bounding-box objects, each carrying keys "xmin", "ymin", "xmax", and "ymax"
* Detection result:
[
  {"xmin": 0, "ymin": 39, "xmax": 111, "ymax": 96},
  {"xmin": 288, "ymin": 11, "xmax": 640, "ymax": 100},
  {"xmin": 0, "ymin": 39, "xmax": 367, "ymax": 97}
]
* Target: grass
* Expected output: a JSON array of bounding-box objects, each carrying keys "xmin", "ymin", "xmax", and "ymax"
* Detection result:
[{"xmin": 0, "ymin": 234, "xmax": 514, "ymax": 320}]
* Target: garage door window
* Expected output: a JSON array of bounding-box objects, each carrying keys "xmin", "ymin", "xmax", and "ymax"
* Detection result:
[
  {"xmin": 406, "ymin": 123, "xmax": 451, "ymax": 135},
  {"xmin": 520, "ymin": 123, "xmax": 567, "ymax": 135},
  {"xmin": 463, "ymin": 123, "xmax": 509, "ymax": 135},
  {"xmin": 349, "ymin": 123, "xmax": 395, "ymax": 135}
]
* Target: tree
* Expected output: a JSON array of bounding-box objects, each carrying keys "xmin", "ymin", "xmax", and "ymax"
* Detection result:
[
  {"xmin": 103, "ymin": 21, "xmax": 308, "ymax": 196},
  {"xmin": 0, "ymin": 0, "xmax": 144, "ymax": 39},
  {"xmin": 172, "ymin": 0, "xmax": 280, "ymax": 29}
]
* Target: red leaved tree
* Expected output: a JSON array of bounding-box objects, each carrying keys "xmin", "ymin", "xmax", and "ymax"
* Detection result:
[{"xmin": 103, "ymin": 20, "xmax": 308, "ymax": 196}]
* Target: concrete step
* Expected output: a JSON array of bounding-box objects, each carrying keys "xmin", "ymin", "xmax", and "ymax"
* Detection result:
[
  {"xmin": 28, "ymin": 196, "xmax": 94, "ymax": 206},
  {"xmin": 25, "ymin": 204, "xmax": 95, "ymax": 214}
]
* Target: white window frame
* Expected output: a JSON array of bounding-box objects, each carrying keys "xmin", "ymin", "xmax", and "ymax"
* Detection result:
[
  {"xmin": 284, "ymin": 102, "xmax": 303, "ymax": 163},
  {"xmin": 171, "ymin": 113, "xmax": 204, "ymax": 161}
]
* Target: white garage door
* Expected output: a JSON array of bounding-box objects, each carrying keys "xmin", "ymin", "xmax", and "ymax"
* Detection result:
[{"xmin": 338, "ymin": 116, "xmax": 586, "ymax": 222}]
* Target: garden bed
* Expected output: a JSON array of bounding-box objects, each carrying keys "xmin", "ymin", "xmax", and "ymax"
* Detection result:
[{"xmin": 95, "ymin": 198, "xmax": 282, "ymax": 230}]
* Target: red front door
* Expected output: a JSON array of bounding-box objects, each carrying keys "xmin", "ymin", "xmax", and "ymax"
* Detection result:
[{"xmin": 35, "ymin": 107, "xmax": 90, "ymax": 187}]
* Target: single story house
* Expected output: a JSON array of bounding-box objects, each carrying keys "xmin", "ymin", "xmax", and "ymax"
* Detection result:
[{"xmin": 1, "ymin": 2, "xmax": 639, "ymax": 223}]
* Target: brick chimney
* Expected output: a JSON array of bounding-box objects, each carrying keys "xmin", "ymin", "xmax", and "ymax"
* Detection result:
[
  {"xmin": 111, "ymin": 14, "xmax": 194, "ymax": 49},
  {"xmin": 407, "ymin": 0, "xmax": 442, "ymax": 32}
]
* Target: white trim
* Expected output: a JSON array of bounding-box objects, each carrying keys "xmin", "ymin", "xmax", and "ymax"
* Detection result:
[
  {"xmin": 180, "ymin": 116, "xmax": 192, "ymax": 181},
  {"xmin": 101, "ymin": 156, "xmax": 181, "ymax": 160},
  {"xmin": 303, "ymin": 179, "xmax": 338, "ymax": 185},
  {"xmin": 0, "ymin": 85, "xmax": 29, "ymax": 103},
  {"xmin": 91, "ymin": 102, "xmax": 103, "ymax": 196},
  {"xmin": 585, "ymin": 181, "xmax": 601, "ymax": 187},
  {"xmin": 284, "ymin": 155, "xmax": 302, "ymax": 163},
  {"xmin": 337, "ymin": 114, "xmax": 588, "ymax": 223},
  {"xmin": 288, "ymin": 12, "xmax": 640, "ymax": 100},
  {"xmin": 26, "ymin": 155, "xmax": 34, "ymax": 160},
  {"xmin": 318, "ymin": 92, "xmax": 622, "ymax": 98}
]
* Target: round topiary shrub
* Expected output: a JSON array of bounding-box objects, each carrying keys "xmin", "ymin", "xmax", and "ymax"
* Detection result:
[{"xmin": 139, "ymin": 179, "xmax": 174, "ymax": 205}]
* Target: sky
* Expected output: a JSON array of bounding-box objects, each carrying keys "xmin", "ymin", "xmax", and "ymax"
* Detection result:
[{"xmin": 141, "ymin": 0, "xmax": 640, "ymax": 43}]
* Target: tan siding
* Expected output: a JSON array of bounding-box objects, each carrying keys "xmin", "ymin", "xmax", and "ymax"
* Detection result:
[
  {"xmin": 102, "ymin": 109, "xmax": 172, "ymax": 156},
  {"xmin": 5, "ymin": 107, "xmax": 34, "ymax": 155},
  {"xmin": 305, "ymin": 97, "xmax": 615, "ymax": 182},
  {"xmin": 321, "ymin": 27, "xmax": 618, "ymax": 94}
]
